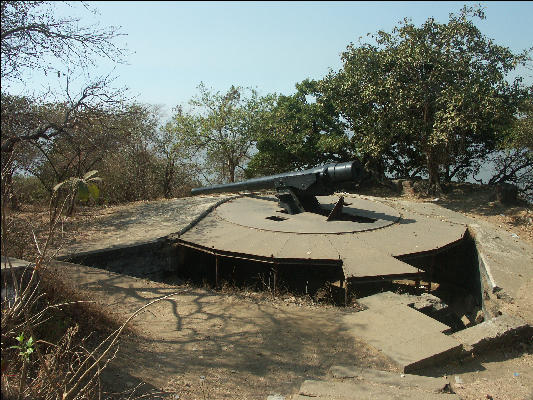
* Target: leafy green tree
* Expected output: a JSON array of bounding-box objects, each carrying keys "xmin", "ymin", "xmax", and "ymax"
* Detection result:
[
  {"xmin": 246, "ymin": 79, "xmax": 352, "ymax": 177},
  {"xmin": 501, "ymin": 92, "xmax": 533, "ymax": 151},
  {"xmin": 168, "ymin": 83, "xmax": 272, "ymax": 183},
  {"xmin": 157, "ymin": 107, "xmax": 202, "ymax": 197},
  {"xmin": 488, "ymin": 92, "xmax": 533, "ymax": 198},
  {"xmin": 320, "ymin": 6, "xmax": 530, "ymax": 193}
]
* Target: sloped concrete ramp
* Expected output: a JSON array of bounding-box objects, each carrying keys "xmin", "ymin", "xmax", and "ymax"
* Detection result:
[
  {"xmin": 330, "ymin": 365, "xmax": 451, "ymax": 391},
  {"xmin": 341, "ymin": 292, "xmax": 463, "ymax": 372}
]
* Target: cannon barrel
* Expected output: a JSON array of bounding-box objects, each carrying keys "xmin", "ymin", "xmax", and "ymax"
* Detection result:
[{"xmin": 191, "ymin": 160, "xmax": 363, "ymax": 196}]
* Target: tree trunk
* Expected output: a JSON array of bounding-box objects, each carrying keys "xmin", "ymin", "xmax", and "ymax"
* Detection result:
[
  {"xmin": 426, "ymin": 150, "xmax": 443, "ymax": 196},
  {"xmin": 362, "ymin": 155, "xmax": 386, "ymax": 185},
  {"xmin": 443, "ymin": 163, "xmax": 451, "ymax": 183},
  {"xmin": 228, "ymin": 160, "xmax": 236, "ymax": 183},
  {"xmin": 422, "ymin": 100, "xmax": 442, "ymax": 195},
  {"xmin": 4, "ymin": 169, "xmax": 20, "ymax": 211},
  {"xmin": 1, "ymin": 151, "xmax": 20, "ymax": 210},
  {"xmin": 163, "ymin": 158, "xmax": 175, "ymax": 198}
]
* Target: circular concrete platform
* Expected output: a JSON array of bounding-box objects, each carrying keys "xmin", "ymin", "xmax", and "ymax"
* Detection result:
[
  {"xmin": 178, "ymin": 194, "xmax": 468, "ymax": 279},
  {"xmin": 216, "ymin": 195, "xmax": 401, "ymax": 234}
]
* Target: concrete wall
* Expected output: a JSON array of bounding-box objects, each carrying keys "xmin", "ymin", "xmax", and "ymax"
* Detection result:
[{"xmin": 58, "ymin": 239, "xmax": 177, "ymax": 282}]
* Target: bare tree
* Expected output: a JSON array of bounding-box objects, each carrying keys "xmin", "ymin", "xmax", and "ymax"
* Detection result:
[
  {"xmin": 1, "ymin": 77, "xmax": 129, "ymax": 211},
  {"xmin": 1, "ymin": 76, "xmax": 127, "ymax": 154},
  {"xmin": 1, "ymin": 1, "xmax": 126, "ymax": 81},
  {"xmin": 1, "ymin": 0, "xmax": 130, "ymax": 209}
]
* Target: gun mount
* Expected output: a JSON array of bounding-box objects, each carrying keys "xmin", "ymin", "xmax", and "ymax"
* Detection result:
[
  {"xmin": 191, "ymin": 160, "xmax": 366, "ymax": 217},
  {"xmin": 184, "ymin": 159, "xmax": 468, "ymax": 300}
]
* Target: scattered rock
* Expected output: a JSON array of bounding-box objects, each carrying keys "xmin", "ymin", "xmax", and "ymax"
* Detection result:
[
  {"xmin": 403, "ymin": 292, "xmax": 448, "ymax": 313},
  {"xmin": 286, "ymin": 296, "xmax": 296, "ymax": 303},
  {"xmin": 267, "ymin": 395, "xmax": 285, "ymax": 400}
]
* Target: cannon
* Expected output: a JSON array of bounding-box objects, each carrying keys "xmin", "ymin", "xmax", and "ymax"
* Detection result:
[
  {"xmin": 183, "ymin": 159, "xmax": 466, "ymax": 296},
  {"xmin": 191, "ymin": 160, "xmax": 366, "ymax": 216}
]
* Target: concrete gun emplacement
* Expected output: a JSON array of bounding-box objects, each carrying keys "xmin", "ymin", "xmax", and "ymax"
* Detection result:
[{"xmin": 191, "ymin": 160, "xmax": 367, "ymax": 216}]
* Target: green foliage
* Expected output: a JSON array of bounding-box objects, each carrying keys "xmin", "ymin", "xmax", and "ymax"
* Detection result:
[
  {"xmin": 167, "ymin": 83, "xmax": 274, "ymax": 183},
  {"xmin": 501, "ymin": 93, "xmax": 533, "ymax": 151},
  {"xmin": 319, "ymin": 5, "xmax": 530, "ymax": 192},
  {"xmin": 3, "ymin": 3, "xmax": 531, "ymax": 205},
  {"xmin": 53, "ymin": 170, "xmax": 102, "ymax": 202},
  {"xmin": 488, "ymin": 92, "xmax": 533, "ymax": 198},
  {"xmin": 247, "ymin": 79, "xmax": 353, "ymax": 177},
  {"xmin": 9, "ymin": 333, "xmax": 34, "ymax": 362}
]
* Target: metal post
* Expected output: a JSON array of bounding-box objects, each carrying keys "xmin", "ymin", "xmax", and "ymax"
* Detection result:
[
  {"xmin": 272, "ymin": 264, "xmax": 278, "ymax": 296},
  {"xmin": 344, "ymin": 279, "xmax": 348, "ymax": 307},
  {"xmin": 175, "ymin": 243, "xmax": 184, "ymax": 273},
  {"xmin": 428, "ymin": 256, "xmax": 435, "ymax": 293},
  {"xmin": 215, "ymin": 255, "xmax": 220, "ymax": 289}
]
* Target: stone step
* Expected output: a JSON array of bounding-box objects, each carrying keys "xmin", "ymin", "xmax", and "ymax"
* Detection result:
[
  {"xmin": 329, "ymin": 366, "xmax": 451, "ymax": 393},
  {"xmin": 294, "ymin": 379, "xmax": 460, "ymax": 400},
  {"xmin": 342, "ymin": 292, "xmax": 463, "ymax": 372}
]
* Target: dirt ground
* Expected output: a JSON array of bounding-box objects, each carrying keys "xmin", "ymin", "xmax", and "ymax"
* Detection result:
[
  {"xmin": 358, "ymin": 181, "xmax": 532, "ymax": 246},
  {"xmin": 85, "ymin": 279, "xmax": 396, "ymax": 399},
  {"xmin": 5, "ymin": 182, "xmax": 533, "ymax": 399},
  {"xmin": 425, "ymin": 341, "xmax": 533, "ymax": 400}
]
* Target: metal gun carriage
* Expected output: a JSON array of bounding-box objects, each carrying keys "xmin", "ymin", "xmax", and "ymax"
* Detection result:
[{"xmin": 191, "ymin": 160, "xmax": 366, "ymax": 216}]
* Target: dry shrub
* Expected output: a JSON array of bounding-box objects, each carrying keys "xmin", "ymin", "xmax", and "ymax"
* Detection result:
[
  {"xmin": 1, "ymin": 263, "xmax": 180, "ymax": 400},
  {"xmin": 1, "ymin": 265, "xmax": 116, "ymax": 400},
  {"xmin": 1, "ymin": 212, "xmax": 37, "ymax": 259},
  {"xmin": 1, "ymin": 183, "xmax": 121, "ymax": 400}
]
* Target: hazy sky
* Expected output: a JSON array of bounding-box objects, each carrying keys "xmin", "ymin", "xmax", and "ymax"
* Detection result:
[{"xmin": 7, "ymin": 1, "xmax": 533, "ymax": 114}]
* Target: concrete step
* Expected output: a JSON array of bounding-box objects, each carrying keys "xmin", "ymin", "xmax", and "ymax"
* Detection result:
[
  {"xmin": 1, "ymin": 256, "xmax": 33, "ymax": 304},
  {"xmin": 452, "ymin": 313, "xmax": 530, "ymax": 352},
  {"xmin": 1, "ymin": 256, "xmax": 32, "ymax": 270},
  {"xmin": 342, "ymin": 292, "xmax": 463, "ymax": 372},
  {"xmin": 294, "ymin": 379, "xmax": 460, "ymax": 400},
  {"xmin": 329, "ymin": 366, "xmax": 452, "ymax": 393},
  {"xmin": 357, "ymin": 291, "xmax": 452, "ymax": 333}
]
